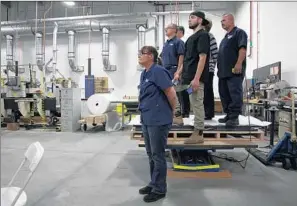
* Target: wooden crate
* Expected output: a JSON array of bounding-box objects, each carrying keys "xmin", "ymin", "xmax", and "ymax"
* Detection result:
[
  {"xmin": 79, "ymin": 115, "xmax": 106, "ymax": 126},
  {"xmin": 94, "ymin": 77, "xmax": 108, "ymax": 93},
  {"xmin": 215, "ymin": 99, "xmax": 223, "ymax": 113}
]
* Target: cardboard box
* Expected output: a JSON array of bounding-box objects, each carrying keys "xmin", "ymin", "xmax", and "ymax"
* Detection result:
[
  {"xmin": 94, "ymin": 77, "xmax": 109, "ymax": 93},
  {"xmin": 215, "ymin": 99, "xmax": 223, "ymax": 113},
  {"xmin": 7, "ymin": 123, "xmax": 20, "ymax": 131}
]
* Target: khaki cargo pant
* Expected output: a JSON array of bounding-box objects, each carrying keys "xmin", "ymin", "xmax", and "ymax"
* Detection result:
[{"xmin": 175, "ymin": 83, "xmax": 205, "ymax": 130}]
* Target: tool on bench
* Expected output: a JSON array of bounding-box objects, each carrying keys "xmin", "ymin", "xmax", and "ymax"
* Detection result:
[{"xmin": 247, "ymin": 87, "xmax": 297, "ymax": 170}]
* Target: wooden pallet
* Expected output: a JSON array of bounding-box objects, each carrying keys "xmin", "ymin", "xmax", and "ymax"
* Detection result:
[
  {"xmin": 131, "ymin": 128, "xmax": 265, "ymax": 141},
  {"xmin": 138, "ymin": 139, "xmax": 259, "ymax": 149},
  {"xmin": 78, "ymin": 115, "xmax": 106, "ymax": 126}
]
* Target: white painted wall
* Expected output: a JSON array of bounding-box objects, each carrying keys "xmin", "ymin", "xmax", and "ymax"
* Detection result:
[
  {"xmin": 1, "ymin": 1, "xmax": 235, "ymax": 99},
  {"xmin": 235, "ymin": 1, "xmax": 297, "ymax": 86}
]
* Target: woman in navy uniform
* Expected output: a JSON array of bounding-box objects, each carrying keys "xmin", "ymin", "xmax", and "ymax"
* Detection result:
[{"xmin": 137, "ymin": 46, "xmax": 177, "ymax": 203}]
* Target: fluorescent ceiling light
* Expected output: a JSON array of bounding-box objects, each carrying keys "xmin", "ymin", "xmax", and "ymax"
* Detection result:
[{"xmin": 63, "ymin": 1, "xmax": 75, "ymax": 6}]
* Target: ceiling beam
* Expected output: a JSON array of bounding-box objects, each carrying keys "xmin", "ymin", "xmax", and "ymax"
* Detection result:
[{"xmin": 1, "ymin": 1, "xmax": 11, "ymax": 8}]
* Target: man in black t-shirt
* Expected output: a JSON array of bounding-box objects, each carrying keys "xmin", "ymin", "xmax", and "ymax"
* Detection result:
[
  {"xmin": 217, "ymin": 14, "xmax": 248, "ymax": 127},
  {"xmin": 180, "ymin": 11, "xmax": 210, "ymax": 144}
]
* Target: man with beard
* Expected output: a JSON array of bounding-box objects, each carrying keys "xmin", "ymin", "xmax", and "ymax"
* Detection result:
[
  {"xmin": 181, "ymin": 11, "xmax": 210, "ymax": 144},
  {"xmin": 217, "ymin": 13, "xmax": 248, "ymax": 127}
]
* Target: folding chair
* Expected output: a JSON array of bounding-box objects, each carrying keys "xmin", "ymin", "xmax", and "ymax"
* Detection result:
[{"xmin": 1, "ymin": 142, "xmax": 44, "ymax": 206}]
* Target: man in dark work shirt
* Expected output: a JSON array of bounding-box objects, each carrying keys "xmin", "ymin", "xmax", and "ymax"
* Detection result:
[
  {"xmin": 160, "ymin": 23, "xmax": 185, "ymax": 125},
  {"xmin": 174, "ymin": 26, "xmax": 191, "ymax": 120},
  {"xmin": 160, "ymin": 23, "xmax": 185, "ymax": 79},
  {"xmin": 217, "ymin": 14, "xmax": 248, "ymax": 127},
  {"xmin": 179, "ymin": 11, "xmax": 210, "ymax": 144}
]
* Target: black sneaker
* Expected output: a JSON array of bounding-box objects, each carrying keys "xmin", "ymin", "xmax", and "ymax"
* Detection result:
[
  {"xmin": 143, "ymin": 192, "xmax": 166, "ymax": 203},
  {"xmin": 205, "ymin": 117, "xmax": 212, "ymax": 120},
  {"xmin": 182, "ymin": 114, "xmax": 190, "ymax": 118},
  {"xmin": 139, "ymin": 186, "xmax": 152, "ymax": 195},
  {"xmin": 218, "ymin": 116, "xmax": 229, "ymax": 123},
  {"xmin": 226, "ymin": 118, "xmax": 239, "ymax": 127}
]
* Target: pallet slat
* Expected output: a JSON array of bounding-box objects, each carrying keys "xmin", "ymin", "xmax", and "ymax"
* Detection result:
[
  {"xmin": 138, "ymin": 140, "xmax": 258, "ymax": 149},
  {"xmin": 131, "ymin": 127, "xmax": 264, "ymax": 141}
]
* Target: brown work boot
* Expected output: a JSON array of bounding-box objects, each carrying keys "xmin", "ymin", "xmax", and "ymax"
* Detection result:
[
  {"xmin": 184, "ymin": 130, "xmax": 204, "ymax": 144},
  {"xmin": 173, "ymin": 116, "xmax": 183, "ymax": 126}
]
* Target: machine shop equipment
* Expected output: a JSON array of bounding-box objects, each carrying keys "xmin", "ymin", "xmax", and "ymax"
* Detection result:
[{"xmin": 1, "ymin": 61, "xmax": 61, "ymax": 128}]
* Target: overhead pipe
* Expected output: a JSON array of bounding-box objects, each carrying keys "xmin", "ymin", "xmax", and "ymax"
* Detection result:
[
  {"xmin": 248, "ymin": 1, "xmax": 253, "ymax": 57},
  {"xmin": 45, "ymin": 22, "xmax": 58, "ymax": 73},
  {"xmin": 152, "ymin": 15, "xmax": 159, "ymax": 50},
  {"xmin": 136, "ymin": 25, "xmax": 146, "ymax": 71},
  {"xmin": 35, "ymin": 32, "xmax": 44, "ymax": 71},
  {"xmin": 1, "ymin": 19, "xmax": 148, "ymax": 36},
  {"xmin": 137, "ymin": 25, "xmax": 146, "ymax": 52},
  {"xmin": 256, "ymin": 2, "xmax": 260, "ymax": 68},
  {"xmin": 102, "ymin": 27, "xmax": 112, "ymax": 71},
  {"xmin": 1, "ymin": 11, "xmax": 198, "ymax": 27},
  {"xmin": 68, "ymin": 30, "xmax": 83, "ymax": 72},
  {"xmin": 52, "ymin": 22, "xmax": 58, "ymax": 73},
  {"xmin": 45, "ymin": 58, "xmax": 53, "ymax": 73},
  {"xmin": 6, "ymin": 34, "xmax": 15, "ymax": 72}
]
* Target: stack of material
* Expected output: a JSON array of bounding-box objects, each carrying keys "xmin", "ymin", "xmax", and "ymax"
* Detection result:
[
  {"xmin": 60, "ymin": 88, "xmax": 81, "ymax": 132},
  {"xmin": 94, "ymin": 77, "xmax": 109, "ymax": 93}
]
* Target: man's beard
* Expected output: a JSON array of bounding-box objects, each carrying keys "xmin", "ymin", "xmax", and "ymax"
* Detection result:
[{"xmin": 189, "ymin": 22, "xmax": 200, "ymax": 30}]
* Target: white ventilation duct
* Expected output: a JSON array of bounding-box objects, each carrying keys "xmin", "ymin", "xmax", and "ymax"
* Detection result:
[
  {"xmin": 68, "ymin": 30, "xmax": 83, "ymax": 72},
  {"xmin": 137, "ymin": 25, "xmax": 146, "ymax": 71},
  {"xmin": 102, "ymin": 27, "xmax": 110, "ymax": 70},
  {"xmin": 45, "ymin": 22, "xmax": 58, "ymax": 73},
  {"xmin": 1, "ymin": 11, "xmax": 195, "ymax": 27},
  {"xmin": 102, "ymin": 27, "xmax": 116, "ymax": 71},
  {"xmin": 6, "ymin": 34, "xmax": 14, "ymax": 72},
  {"xmin": 1, "ymin": 19, "xmax": 148, "ymax": 36},
  {"xmin": 52, "ymin": 22, "xmax": 58, "ymax": 73},
  {"xmin": 137, "ymin": 25, "xmax": 146, "ymax": 51},
  {"xmin": 35, "ymin": 32, "xmax": 44, "ymax": 71}
]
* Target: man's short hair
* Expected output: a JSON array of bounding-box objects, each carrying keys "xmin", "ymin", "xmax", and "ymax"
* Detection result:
[
  {"xmin": 177, "ymin": 26, "xmax": 185, "ymax": 35},
  {"xmin": 140, "ymin": 46, "xmax": 159, "ymax": 63}
]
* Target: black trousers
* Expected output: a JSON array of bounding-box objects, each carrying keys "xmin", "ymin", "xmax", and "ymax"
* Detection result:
[
  {"xmin": 218, "ymin": 76, "xmax": 244, "ymax": 120},
  {"xmin": 177, "ymin": 89, "xmax": 190, "ymax": 117},
  {"xmin": 204, "ymin": 72, "xmax": 215, "ymax": 118}
]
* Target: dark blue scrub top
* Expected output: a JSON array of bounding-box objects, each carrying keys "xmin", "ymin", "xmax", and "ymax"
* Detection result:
[
  {"xmin": 217, "ymin": 26, "xmax": 248, "ymax": 79},
  {"xmin": 138, "ymin": 64, "xmax": 173, "ymax": 126},
  {"xmin": 161, "ymin": 36, "xmax": 185, "ymax": 69}
]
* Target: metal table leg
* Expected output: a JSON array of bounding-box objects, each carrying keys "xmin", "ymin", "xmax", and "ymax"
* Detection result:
[{"xmin": 121, "ymin": 103, "xmax": 124, "ymax": 130}]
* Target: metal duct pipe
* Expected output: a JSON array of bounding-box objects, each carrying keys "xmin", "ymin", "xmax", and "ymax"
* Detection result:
[
  {"xmin": 102, "ymin": 27, "xmax": 110, "ymax": 70},
  {"xmin": 1, "ymin": 19, "xmax": 148, "ymax": 36},
  {"xmin": 6, "ymin": 35, "xmax": 14, "ymax": 72},
  {"xmin": 137, "ymin": 25, "xmax": 146, "ymax": 51},
  {"xmin": 68, "ymin": 30, "xmax": 83, "ymax": 72},
  {"xmin": 52, "ymin": 22, "xmax": 58, "ymax": 73},
  {"xmin": 35, "ymin": 32, "xmax": 44, "ymax": 71},
  {"xmin": 1, "ymin": 11, "xmax": 196, "ymax": 26},
  {"xmin": 68, "ymin": 30, "xmax": 76, "ymax": 71},
  {"xmin": 152, "ymin": 15, "xmax": 159, "ymax": 50}
]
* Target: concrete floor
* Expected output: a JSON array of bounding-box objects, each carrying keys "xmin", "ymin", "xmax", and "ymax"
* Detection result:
[{"xmin": 1, "ymin": 128, "xmax": 297, "ymax": 206}]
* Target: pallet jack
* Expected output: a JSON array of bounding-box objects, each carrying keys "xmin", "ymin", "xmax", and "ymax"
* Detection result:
[
  {"xmin": 247, "ymin": 89, "xmax": 297, "ymax": 170},
  {"xmin": 168, "ymin": 149, "xmax": 220, "ymax": 172}
]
